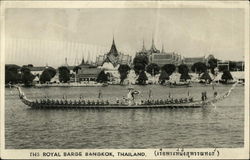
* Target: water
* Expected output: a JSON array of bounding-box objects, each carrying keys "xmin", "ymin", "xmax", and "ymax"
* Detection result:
[{"xmin": 5, "ymin": 85, "xmax": 244, "ymax": 149}]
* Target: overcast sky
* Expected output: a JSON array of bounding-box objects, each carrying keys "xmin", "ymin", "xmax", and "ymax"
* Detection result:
[{"xmin": 5, "ymin": 8, "xmax": 245, "ymax": 67}]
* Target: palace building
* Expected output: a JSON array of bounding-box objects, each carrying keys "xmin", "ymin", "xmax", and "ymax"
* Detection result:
[
  {"xmin": 76, "ymin": 58, "xmax": 102, "ymax": 82},
  {"xmin": 136, "ymin": 39, "xmax": 182, "ymax": 67},
  {"xmin": 96, "ymin": 38, "xmax": 132, "ymax": 67}
]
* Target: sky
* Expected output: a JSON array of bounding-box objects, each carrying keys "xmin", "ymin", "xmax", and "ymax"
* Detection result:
[{"xmin": 5, "ymin": 8, "xmax": 245, "ymax": 67}]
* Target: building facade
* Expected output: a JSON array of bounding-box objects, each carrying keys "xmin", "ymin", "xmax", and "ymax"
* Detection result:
[
  {"xmin": 136, "ymin": 39, "xmax": 182, "ymax": 67},
  {"xmin": 76, "ymin": 58, "xmax": 101, "ymax": 82}
]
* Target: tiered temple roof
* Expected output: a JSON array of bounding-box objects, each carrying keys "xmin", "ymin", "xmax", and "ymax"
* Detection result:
[
  {"xmin": 96, "ymin": 37, "xmax": 132, "ymax": 67},
  {"xmin": 107, "ymin": 38, "xmax": 119, "ymax": 57}
]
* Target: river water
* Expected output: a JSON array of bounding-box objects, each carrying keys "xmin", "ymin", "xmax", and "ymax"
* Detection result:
[{"xmin": 5, "ymin": 85, "xmax": 244, "ymax": 149}]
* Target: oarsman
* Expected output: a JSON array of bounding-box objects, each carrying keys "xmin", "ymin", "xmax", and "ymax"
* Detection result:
[
  {"xmin": 189, "ymin": 97, "xmax": 193, "ymax": 102},
  {"xmin": 214, "ymin": 91, "xmax": 218, "ymax": 98},
  {"xmin": 105, "ymin": 100, "xmax": 109, "ymax": 105}
]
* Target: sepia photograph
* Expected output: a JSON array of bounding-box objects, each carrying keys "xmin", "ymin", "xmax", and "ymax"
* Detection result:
[{"xmin": 1, "ymin": 1, "xmax": 249, "ymax": 159}]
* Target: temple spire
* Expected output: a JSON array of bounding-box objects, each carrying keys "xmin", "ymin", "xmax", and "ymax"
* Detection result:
[
  {"xmin": 150, "ymin": 37, "xmax": 159, "ymax": 53},
  {"xmin": 161, "ymin": 44, "xmax": 165, "ymax": 53},
  {"xmin": 141, "ymin": 39, "xmax": 146, "ymax": 52},
  {"xmin": 151, "ymin": 38, "xmax": 155, "ymax": 49},
  {"xmin": 112, "ymin": 34, "xmax": 115, "ymax": 45},
  {"xmin": 108, "ymin": 36, "xmax": 118, "ymax": 56},
  {"xmin": 64, "ymin": 57, "xmax": 69, "ymax": 66},
  {"xmin": 81, "ymin": 57, "xmax": 85, "ymax": 65}
]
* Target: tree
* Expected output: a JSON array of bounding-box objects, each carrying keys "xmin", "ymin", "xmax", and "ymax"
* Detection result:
[
  {"xmin": 39, "ymin": 69, "xmax": 52, "ymax": 83},
  {"xmin": 39, "ymin": 67, "xmax": 56, "ymax": 83},
  {"xmin": 133, "ymin": 55, "xmax": 149, "ymax": 75},
  {"xmin": 58, "ymin": 66, "xmax": 70, "ymax": 83},
  {"xmin": 178, "ymin": 64, "xmax": 189, "ymax": 74},
  {"xmin": 118, "ymin": 64, "xmax": 131, "ymax": 84},
  {"xmin": 191, "ymin": 62, "xmax": 207, "ymax": 75},
  {"xmin": 20, "ymin": 66, "xmax": 35, "ymax": 86},
  {"xmin": 178, "ymin": 64, "xmax": 191, "ymax": 81},
  {"xmin": 161, "ymin": 64, "xmax": 176, "ymax": 76},
  {"xmin": 146, "ymin": 63, "xmax": 160, "ymax": 76},
  {"xmin": 208, "ymin": 58, "xmax": 218, "ymax": 74},
  {"xmin": 137, "ymin": 71, "xmax": 148, "ymax": 85},
  {"xmin": 159, "ymin": 70, "xmax": 169, "ymax": 85},
  {"xmin": 133, "ymin": 55, "xmax": 149, "ymax": 66},
  {"xmin": 96, "ymin": 70, "xmax": 108, "ymax": 83},
  {"xmin": 46, "ymin": 67, "xmax": 57, "ymax": 78},
  {"xmin": 200, "ymin": 71, "xmax": 212, "ymax": 83},
  {"xmin": 221, "ymin": 70, "xmax": 233, "ymax": 83},
  {"xmin": 5, "ymin": 64, "xmax": 21, "ymax": 84},
  {"xmin": 133, "ymin": 63, "xmax": 146, "ymax": 75}
]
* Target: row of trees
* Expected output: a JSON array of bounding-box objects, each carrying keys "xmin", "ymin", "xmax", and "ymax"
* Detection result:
[
  {"xmin": 5, "ymin": 56, "xmax": 234, "ymax": 86},
  {"xmin": 125, "ymin": 55, "xmax": 234, "ymax": 85},
  {"xmin": 5, "ymin": 65, "xmax": 36, "ymax": 86},
  {"xmin": 5, "ymin": 65, "xmax": 73, "ymax": 86},
  {"xmin": 131, "ymin": 55, "xmax": 192, "ymax": 85}
]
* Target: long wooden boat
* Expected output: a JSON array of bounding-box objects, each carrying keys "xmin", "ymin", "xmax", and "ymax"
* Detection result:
[{"xmin": 15, "ymin": 82, "xmax": 237, "ymax": 109}]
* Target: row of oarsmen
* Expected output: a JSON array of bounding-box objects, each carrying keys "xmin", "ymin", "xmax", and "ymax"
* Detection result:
[
  {"xmin": 34, "ymin": 97, "xmax": 194, "ymax": 106},
  {"xmin": 34, "ymin": 99, "xmax": 110, "ymax": 105},
  {"xmin": 140, "ymin": 97, "xmax": 194, "ymax": 105}
]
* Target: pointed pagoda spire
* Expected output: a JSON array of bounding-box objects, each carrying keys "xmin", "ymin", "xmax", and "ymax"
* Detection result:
[
  {"xmin": 112, "ymin": 34, "xmax": 115, "ymax": 45},
  {"xmin": 81, "ymin": 57, "xmax": 85, "ymax": 65},
  {"xmin": 151, "ymin": 38, "xmax": 155, "ymax": 50},
  {"xmin": 150, "ymin": 37, "xmax": 159, "ymax": 53},
  {"xmin": 64, "ymin": 57, "xmax": 69, "ymax": 66},
  {"xmin": 108, "ymin": 36, "xmax": 118, "ymax": 57},
  {"xmin": 141, "ymin": 39, "xmax": 147, "ymax": 52},
  {"xmin": 161, "ymin": 44, "xmax": 165, "ymax": 53}
]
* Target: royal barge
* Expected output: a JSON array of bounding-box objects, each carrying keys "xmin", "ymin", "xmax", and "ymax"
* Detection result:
[{"xmin": 15, "ymin": 83, "xmax": 237, "ymax": 109}]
